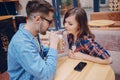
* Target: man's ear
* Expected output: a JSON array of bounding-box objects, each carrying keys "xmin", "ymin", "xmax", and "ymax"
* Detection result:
[{"xmin": 34, "ymin": 16, "xmax": 41, "ymax": 23}]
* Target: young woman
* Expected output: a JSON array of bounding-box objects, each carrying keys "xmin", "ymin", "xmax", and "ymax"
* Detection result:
[{"xmin": 63, "ymin": 8, "xmax": 112, "ymax": 64}]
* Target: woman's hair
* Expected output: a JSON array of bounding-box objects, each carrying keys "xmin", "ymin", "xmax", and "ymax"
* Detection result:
[
  {"xmin": 26, "ymin": 0, "xmax": 54, "ymax": 18},
  {"xmin": 63, "ymin": 8, "xmax": 94, "ymax": 39}
]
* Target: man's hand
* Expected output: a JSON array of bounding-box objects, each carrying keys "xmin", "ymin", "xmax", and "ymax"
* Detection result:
[{"xmin": 49, "ymin": 31, "xmax": 59, "ymax": 49}]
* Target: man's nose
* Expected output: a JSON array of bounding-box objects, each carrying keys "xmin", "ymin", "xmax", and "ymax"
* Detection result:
[{"xmin": 48, "ymin": 23, "xmax": 52, "ymax": 28}]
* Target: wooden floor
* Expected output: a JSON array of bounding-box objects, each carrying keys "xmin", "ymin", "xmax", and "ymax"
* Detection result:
[{"xmin": 0, "ymin": 71, "xmax": 9, "ymax": 80}]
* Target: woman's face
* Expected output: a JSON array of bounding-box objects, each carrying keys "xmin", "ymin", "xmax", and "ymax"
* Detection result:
[{"xmin": 64, "ymin": 15, "xmax": 79, "ymax": 35}]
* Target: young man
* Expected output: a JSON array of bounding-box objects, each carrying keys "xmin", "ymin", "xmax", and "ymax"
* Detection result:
[{"xmin": 7, "ymin": 0, "xmax": 59, "ymax": 80}]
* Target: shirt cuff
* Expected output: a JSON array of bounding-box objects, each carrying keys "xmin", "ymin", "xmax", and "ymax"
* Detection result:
[{"xmin": 47, "ymin": 48, "xmax": 58, "ymax": 57}]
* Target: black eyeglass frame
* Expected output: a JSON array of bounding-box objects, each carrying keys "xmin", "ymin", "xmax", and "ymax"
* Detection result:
[{"xmin": 40, "ymin": 16, "xmax": 53, "ymax": 25}]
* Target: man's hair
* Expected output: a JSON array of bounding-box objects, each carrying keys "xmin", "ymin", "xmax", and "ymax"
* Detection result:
[{"xmin": 26, "ymin": 0, "xmax": 54, "ymax": 18}]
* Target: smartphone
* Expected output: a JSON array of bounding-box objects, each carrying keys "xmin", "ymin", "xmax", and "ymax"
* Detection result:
[{"xmin": 74, "ymin": 62, "xmax": 87, "ymax": 72}]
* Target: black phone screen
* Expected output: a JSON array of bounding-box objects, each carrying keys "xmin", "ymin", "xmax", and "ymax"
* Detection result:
[{"xmin": 74, "ymin": 62, "xmax": 87, "ymax": 72}]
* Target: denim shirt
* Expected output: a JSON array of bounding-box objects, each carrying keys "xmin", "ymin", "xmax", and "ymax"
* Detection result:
[{"xmin": 7, "ymin": 24, "xmax": 58, "ymax": 80}]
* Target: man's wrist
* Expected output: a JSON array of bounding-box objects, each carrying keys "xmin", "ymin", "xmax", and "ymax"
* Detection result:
[{"xmin": 50, "ymin": 44, "xmax": 57, "ymax": 49}]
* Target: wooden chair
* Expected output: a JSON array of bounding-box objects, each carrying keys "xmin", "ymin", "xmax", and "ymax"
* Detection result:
[
  {"xmin": 0, "ymin": 17, "xmax": 15, "ymax": 74},
  {"xmin": 90, "ymin": 12, "xmax": 120, "ymax": 51},
  {"xmin": 14, "ymin": 16, "xmax": 26, "ymax": 30},
  {"xmin": 90, "ymin": 11, "xmax": 120, "ymax": 27}
]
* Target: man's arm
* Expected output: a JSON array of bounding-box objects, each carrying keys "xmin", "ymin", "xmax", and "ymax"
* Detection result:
[
  {"xmin": 15, "ymin": 40, "xmax": 58, "ymax": 80},
  {"xmin": 41, "ymin": 45, "xmax": 49, "ymax": 57}
]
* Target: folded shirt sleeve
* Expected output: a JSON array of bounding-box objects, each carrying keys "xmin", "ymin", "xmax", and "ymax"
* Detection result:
[{"xmin": 76, "ymin": 38, "xmax": 110, "ymax": 59}]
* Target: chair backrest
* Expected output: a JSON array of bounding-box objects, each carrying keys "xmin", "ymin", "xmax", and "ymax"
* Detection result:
[
  {"xmin": 0, "ymin": 18, "xmax": 15, "ymax": 73},
  {"xmin": 15, "ymin": 16, "xmax": 26, "ymax": 30}
]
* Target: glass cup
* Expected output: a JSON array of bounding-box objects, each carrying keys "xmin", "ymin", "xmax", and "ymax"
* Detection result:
[
  {"xmin": 57, "ymin": 34, "xmax": 65, "ymax": 53},
  {"xmin": 40, "ymin": 31, "xmax": 65, "ymax": 53},
  {"xmin": 39, "ymin": 32, "xmax": 50, "ymax": 47}
]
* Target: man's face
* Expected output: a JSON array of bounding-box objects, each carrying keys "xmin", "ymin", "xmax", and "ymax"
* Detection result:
[{"xmin": 39, "ymin": 12, "xmax": 53, "ymax": 35}]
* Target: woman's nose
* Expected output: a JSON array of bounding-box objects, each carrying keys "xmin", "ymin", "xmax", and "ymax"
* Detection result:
[{"xmin": 64, "ymin": 23, "xmax": 68, "ymax": 28}]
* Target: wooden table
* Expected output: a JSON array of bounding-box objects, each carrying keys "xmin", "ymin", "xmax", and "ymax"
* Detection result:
[
  {"xmin": 54, "ymin": 56, "xmax": 115, "ymax": 80},
  {"xmin": 0, "ymin": 15, "xmax": 17, "ymax": 31},
  {"xmin": 0, "ymin": 15, "xmax": 13, "ymax": 21},
  {"xmin": 88, "ymin": 20, "xmax": 115, "ymax": 27}
]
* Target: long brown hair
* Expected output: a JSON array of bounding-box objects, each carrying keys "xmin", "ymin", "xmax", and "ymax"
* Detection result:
[{"xmin": 63, "ymin": 8, "xmax": 94, "ymax": 39}]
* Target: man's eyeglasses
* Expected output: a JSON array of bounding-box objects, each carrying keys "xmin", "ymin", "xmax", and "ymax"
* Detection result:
[{"xmin": 41, "ymin": 17, "xmax": 53, "ymax": 25}]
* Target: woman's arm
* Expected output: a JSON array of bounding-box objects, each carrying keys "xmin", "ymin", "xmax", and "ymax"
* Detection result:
[{"xmin": 68, "ymin": 50, "xmax": 112, "ymax": 65}]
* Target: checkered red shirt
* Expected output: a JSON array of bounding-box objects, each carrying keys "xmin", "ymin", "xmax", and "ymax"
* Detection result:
[{"xmin": 67, "ymin": 34, "xmax": 110, "ymax": 59}]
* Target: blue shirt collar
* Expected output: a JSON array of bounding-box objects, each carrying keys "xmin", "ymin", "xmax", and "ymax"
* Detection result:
[{"xmin": 19, "ymin": 23, "xmax": 35, "ymax": 41}]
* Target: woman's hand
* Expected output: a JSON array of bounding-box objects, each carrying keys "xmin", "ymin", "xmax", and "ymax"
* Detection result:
[
  {"xmin": 68, "ymin": 50, "xmax": 85, "ymax": 60},
  {"xmin": 68, "ymin": 50, "xmax": 75, "ymax": 59},
  {"xmin": 68, "ymin": 50, "xmax": 80, "ymax": 59}
]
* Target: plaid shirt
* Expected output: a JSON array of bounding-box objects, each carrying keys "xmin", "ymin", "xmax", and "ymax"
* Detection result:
[{"xmin": 67, "ymin": 34, "xmax": 110, "ymax": 59}]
